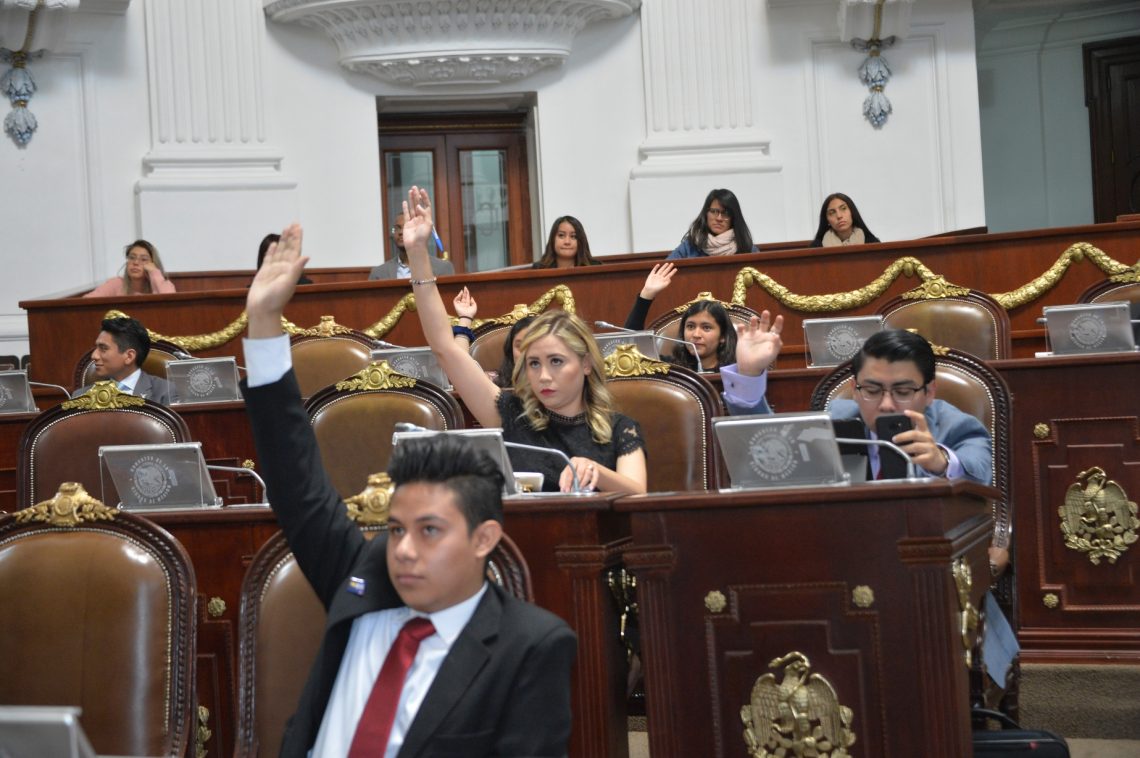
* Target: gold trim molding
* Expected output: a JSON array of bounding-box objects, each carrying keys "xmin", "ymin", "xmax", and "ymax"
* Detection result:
[
  {"xmin": 1043, "ymin": 592, "xmax": 1059, "ymax": 609},
  {"xmin": 704, "ymin": 590, "xmax": 727, "ymax": 613},
  {"xmin": 62, "ymin": 381, "xmax": 146, "ymax": 410},
  {"xmin": 14, "ymin": 483, "xmax": 117, "ymax": 526},
  {"xmin": 335, "ymin": 361, "xmax": 418, "ymax": 391},
  {"xmin": 952, "ymin": 558, "xmax": 979, "ymax": 669},
  {"xmin": 1059, "ymin": 467, "xmax": 1139, "ymax": 565},
  {"xmin": 604, "ymin": 345, "xmax": 672, "ymax": 378},
  {"xmin": 741, "ymin": 652, "xmax": 856, "ymax": 757},
  {"xmin": 106, "ymin": 309, "xmax": 248, "ymax": 352},
  {"xmin": 345, "ymin": 473, "xmax": 394, "ymax": 525},
  {"xmin": 852, "ymin": 585, "xmax": 875, "ymax": 608}
]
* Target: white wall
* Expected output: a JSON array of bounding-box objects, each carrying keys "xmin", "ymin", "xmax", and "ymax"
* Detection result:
[
  {"xmin": 977, "ymin": 2, "xmax": 1140, "ymax": 233},
  {"xmin": 0, "ymin": 0, "xmax": 989, "ymax": 358}
]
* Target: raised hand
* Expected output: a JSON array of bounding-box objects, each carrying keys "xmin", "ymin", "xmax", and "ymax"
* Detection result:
[
  {"xmin": 735, "ymin": 311, "xmax": 784, "ymax": 377},
  {"xmin": 640, "ymin": 262, "xmax": 676, "ymax": 300},
  {"xmin": 895, "ymin": 410, "xmax": 949, "ymax": 476},
  {"xmin": 453, "ymin": 287, "xmax": 478, "ymax": 321},
  {"xmin": 401, "ymin": 186, "xmax": 435, "ymax": 255},
  {"xmin": 247, "ymin": 223, "xmax": 308, "ymax": 338}
]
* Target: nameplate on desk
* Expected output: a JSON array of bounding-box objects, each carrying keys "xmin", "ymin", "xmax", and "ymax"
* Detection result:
[
  {"xmin": 99, "ymin": 442, "xmax": 223, "ymax": 510},
  {"xmin": 393, "ymin": 427, "xmax": 519, "ymax": 495},
  {"xmin": 1042, "ymin": 301, "xmax": 1137, "ymax": 356},
  {"xmin": 713, "ymin": 411, "xmax": 849, "ymax": 491},
  {"xmin": 802, "ymin": 316, "xmax": 884, "ymax": 367},
  {"xmin": 167, "ymin": 357, "xmax": 241, "ymax": 404},
  {"xmin": 593, "ymin": 331, "xmax": 661, "ymax": 360},
  {"xmin": 0, "ymin": 706, "xmax": 96, "ymax": 758},
  {"xmin": 0, "ymin": 370, "xmax": 37, "ymax": 414}
]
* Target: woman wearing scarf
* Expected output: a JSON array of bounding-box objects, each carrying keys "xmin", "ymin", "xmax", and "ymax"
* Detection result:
[{"xmin": 666, "ymin": 188, "xmax": 758, "ymax": 259}]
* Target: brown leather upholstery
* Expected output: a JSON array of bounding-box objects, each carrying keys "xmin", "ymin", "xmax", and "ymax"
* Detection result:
[
  {"xmin": 876, "ymin": 291, "xmax": 1012, "ymax": 360},
  {"xmin": 306, "ymin": 368, "xmax": 464, "ymax": 498},
  {"xmin": 0, "ymin": 505, "xmax": 197, "ymax": 757},
  {"xmin": 17, "ymin": 395, "xmax": 190, "ymax": 509},
  {"xmin": 290, "ymin": 332, "xmax": 375, "ymax": 400},
  {"xmin": 1078, "ymin": 279, "xmax": 1140, "ymax": 305},
  {"xmin": 470, "ymin": 323, "xmax": 512, "ymax": 374},
  {"xmin": 73, "ymin": 339, "xmax": 189, "ymax": 390},
  {"xmin": 605, "ymin": 353, "xmax": 725, "ymax": 491},
  {"xmin": 235, "ymin": 528, "xmax": 532, "ymax": 758}
]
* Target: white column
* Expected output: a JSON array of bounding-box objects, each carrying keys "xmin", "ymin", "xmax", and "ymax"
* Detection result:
[
  {"xmin": 136, "ymin": 0, "xmax": 297, "ymax": 270},
  {"xmin": 629, "ymin": 0, "xmax": 785, "ymax": 250}
]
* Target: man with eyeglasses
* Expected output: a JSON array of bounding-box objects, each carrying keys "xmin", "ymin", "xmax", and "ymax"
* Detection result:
[{"xmin": 369, "ymin": 213, "xmax": 454, "ymax": 281}]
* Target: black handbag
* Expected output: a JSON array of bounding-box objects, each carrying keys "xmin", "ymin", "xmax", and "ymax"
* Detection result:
[{"xmin": 973, "ymin": 709, "xmax": 1071, "ymax": 757}]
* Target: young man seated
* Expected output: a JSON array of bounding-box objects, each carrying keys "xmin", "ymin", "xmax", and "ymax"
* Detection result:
[
  {"xmin": 78, "ymin": 316, "xmax": 172, "ymax": 404},
  {"xmin": 242, "ymin": 224, "xmax": 576, "ymax": 758}
]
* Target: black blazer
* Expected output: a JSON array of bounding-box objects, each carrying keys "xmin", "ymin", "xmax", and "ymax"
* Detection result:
[{"xmin": 242, "ymin": 370, "xmax": 576, "ymax": 758}]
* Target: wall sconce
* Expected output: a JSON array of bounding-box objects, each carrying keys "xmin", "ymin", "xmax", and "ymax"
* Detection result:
[
  {"xmin": 838, "ymin": 0, "xmax": 915, "ymax": 129},
  {"xmin": 0, "ymin": 0, "xmax": 79, "ymax": 147}
]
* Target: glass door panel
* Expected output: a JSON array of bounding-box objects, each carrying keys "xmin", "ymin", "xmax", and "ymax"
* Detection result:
[
  {"xmin": 459, "ymin": 149, "xmax": 509, "ymax": 272},
  {"xmin": 383, "ymin": 151, "xmax": 439, "ymax": 255}
]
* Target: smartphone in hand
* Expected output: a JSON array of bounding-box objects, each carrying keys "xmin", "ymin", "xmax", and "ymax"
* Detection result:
[{"xmin": 875, "ymin": 413, "xmax": 914, "ymax": 479}]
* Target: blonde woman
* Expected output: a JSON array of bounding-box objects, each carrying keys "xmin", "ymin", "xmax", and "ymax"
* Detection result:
[{"xmin": 84, "ymin": 240, "xmax": 176, "ymax": 297}]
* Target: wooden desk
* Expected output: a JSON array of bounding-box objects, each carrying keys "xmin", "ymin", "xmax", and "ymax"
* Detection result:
[
  {"xmin": 22, "ymin": 220, "xmax": 1140, "ymax": 388},
  {"xmin": 617, "ymin": 481, "xmax": 994, "ymax": 757},
  {"xmin": 996, "ymin": 351, "xmax": 1140, "ymax": 663}
]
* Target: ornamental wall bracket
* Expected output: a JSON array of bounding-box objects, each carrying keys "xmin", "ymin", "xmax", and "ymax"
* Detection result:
[
  {"xmin": 671, "ymin": 290, "xmax": 724, "ymax": 315},
  {"xmin": 335, "ymin": 360, "xmax": 418, "ymax": 391},
  {"xmin": 106, "ymin": 309, "xmax": 249, "ymax": 353},
  {"xmin": 741, "ymin": 651, "xmax": 856, "ymax": 758},
  {"xmin": 952, "ymin": 557, "xmax": 979, "ymax": 669},
  {"xmin": 14, "ymin": 482, "xmax": 117, "ymax": 526},
  {"xmin": 285, "ymin": 314, "xmax": 355, "ymax": 337},
  {"xmin": 604, "ymin": 345, "xmax": 671, "ymax": 378},
  {"xmin": 899, "ymin": 275, "xmax": 971, "ymax": 300},
  {"xmin": 263, "ymin": 0, "xmax": 641, "ymax": 87},
  {"xmin": 345, "ymin": 472, "xmax": 394, "ymax": 525},
  {"xmin": 62, "ymin": 380, "xmax": 146, "ymax": 410},
  {"xmin": 1059, "ymin": 466, "xmax": 1139, "ymax": 565}
]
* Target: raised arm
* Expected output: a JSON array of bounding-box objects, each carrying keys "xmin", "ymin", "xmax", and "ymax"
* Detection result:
[
  {"xmin": 403, "ymin": 187, "xmax": 502, "ymax": 428},
  {"xmin": 623, "ymin": 262, "xmax": 676, "ymax": 330}
]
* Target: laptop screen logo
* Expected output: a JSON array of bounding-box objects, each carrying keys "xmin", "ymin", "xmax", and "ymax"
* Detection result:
[{"xmin": 748, "ymin": 426, "xmax": 799, "ymax": 481}]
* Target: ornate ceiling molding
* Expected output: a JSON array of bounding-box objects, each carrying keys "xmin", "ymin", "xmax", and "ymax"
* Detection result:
[{"xmin": 264, "ymin": 0, "xmax": 641, "ymax": 86}]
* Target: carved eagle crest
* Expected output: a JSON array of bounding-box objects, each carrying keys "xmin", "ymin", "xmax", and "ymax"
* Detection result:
[{"xmin": 1059, "ymin": 467, "xmax": 1139, "ymax": 565}]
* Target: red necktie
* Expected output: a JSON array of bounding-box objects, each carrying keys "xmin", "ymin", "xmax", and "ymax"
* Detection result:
[{"xmin": 347, "ymin": 617, "xmax": 436, "ymax": 758}]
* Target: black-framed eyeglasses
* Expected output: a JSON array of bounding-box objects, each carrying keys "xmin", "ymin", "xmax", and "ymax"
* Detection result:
[
  {"xmin": 854, "ymin": 383, "xmax": 928, "ymax": 403},
  {"xmin": 707, "ymin": 208, "xmax": 732, "ymax": 219}
]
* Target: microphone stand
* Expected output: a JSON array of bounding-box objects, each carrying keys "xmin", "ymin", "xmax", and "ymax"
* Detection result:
[
  {"xmin": 834, "ymin": 437, "xmax": 917, "ymax": 479},
  {"xmin": 29, "ymin": 381, "xmax": 71, "ymax": 399},
  {"xmin": 593, "ymin": 320, "xmax": 706, "ymax": 373},
  {"xmin": 205, "ymin": 463, "xmax": 269, "ymax": 505}
]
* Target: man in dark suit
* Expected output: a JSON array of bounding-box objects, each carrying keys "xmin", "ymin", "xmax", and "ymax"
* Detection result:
[
  {"xmin": 79, "ymin": 316, "xmax": 172, "ymax": 404},
  {"xmin": 243, "ymin": 224, "xmax": 575, "ymax": 758},
  {"xmin": 369, "ymin": 212, "xmax": 454, "ymax": 280}
]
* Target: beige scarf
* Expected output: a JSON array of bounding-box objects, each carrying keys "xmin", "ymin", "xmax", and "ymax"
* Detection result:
[
  {"xmin": 822, "ymin": 228, "xmax": 865, "ymax": 247},
  {"xmin": 704, "ymin": 229, "xmax": 737, "ymax": 256}
]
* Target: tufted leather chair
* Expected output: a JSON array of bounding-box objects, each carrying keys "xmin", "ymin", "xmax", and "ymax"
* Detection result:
[
  {"xmin": 604, "ymin": 346, "xmax": 726, "ymax": 492},
  {"xmin": 289, "ymin": 330, "xmax": 376, "ymax": 401},
  {"xmin": 1078, "ymin": 278, "xmax": 1140, "ymax": 306},
  {"xmin": 306, "ymin": 362, "xmax": 464, "ymax": 498},
  {"xmin": 876, "ymin": 290, "xmax": 1012, "ymax": 360},
  {"xmin": 0, "ymin": 492, "xmax": 197, "ymax": 757},
  {"xmin": 17, "ymin": 388, "xmax": 190, "ymax": 510},
  {"xmin": 470, "ymin": 323, "xmax": 513, "ymax": 374},
  {"xmin": 73, "ymin": 338, "xmax": 189, "ymax": 391},
  {"xmin": 234, "ymin": 527, "xmax": 532, "ymax": 758}
]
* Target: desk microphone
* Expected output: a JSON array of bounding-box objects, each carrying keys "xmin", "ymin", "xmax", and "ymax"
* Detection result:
[
  {"xmin": 373, "ymin": 339, "xmax": 406, "ymax": 350},
  {"xmin": 834, "ymin": 437, "xmax": 917, "ymax": 480},
  {"xmin": 171, "ymin": 349, "xmax": 193, "ymax": 360},
  {"xmin": 206, "ymin": 463, "xmax": 268, "ymax": 504},
  {"xmin": 393, "ymin": 421, "xmax": 427, "ymax": 433},
  {"xmin": 592, "ymin": 320, "xmax": 705, "ymax": 372},
  {"xmin": 29, "ymin": 381, "xmax": 71, "ymax": 399}
]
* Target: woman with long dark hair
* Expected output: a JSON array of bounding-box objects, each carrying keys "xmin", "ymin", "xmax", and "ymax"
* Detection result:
[
  {"xmin": 666, "ymin": 189, "xmax": 757, "ymax": 259},
  {"xmin": 811, "ymin": 193, "xmax": 880, "ymax": 247},
  {"xmin": 533, "ymin": 216, "xmax": 600, "ymax": 268}
]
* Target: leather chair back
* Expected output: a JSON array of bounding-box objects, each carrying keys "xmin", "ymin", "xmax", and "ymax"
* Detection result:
[
  {"xmin": 604, "ymin": 347, "xmax": 725, "ymax": 491},
  {"xmin": 1078, "ymin": 279, "xmax": 1140, "ymax": 306},
  {"xmin": 877, "ymin": 291, "xmax": 1011, "ymax": 360},
  {"xmin": 235, "ymin": 528, "xmax": 532, "ymax": 758},
  {"xmin": 0, "ymin": 496, "xmax": 196, "ymax": 757},
  {"xmin": 290, "ymin": 332, "xmax": 375, "ymax": 400},
  {"xmin": 306, "ymin": 363, "xmax": 464, "ymax": 498},
  {"xmin": 74, "ymin": 339, "xmax": 188, "ymax": 390},
  {"xmin": 470, "ymin": 323, "xmax": 512, "ymax": 375},
  {"xmin": 17, "ymin": 389, "xmax": 190, "ymax": 509}
]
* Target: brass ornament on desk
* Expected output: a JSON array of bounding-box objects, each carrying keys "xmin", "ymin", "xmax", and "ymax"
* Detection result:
[
  {"xmin": 286, "ymin": 314, "xmax": 354, "ymax": 337},
  {"xmin": 478, "ymin": 285, "xmax": 580, "ymax": 327},
  {"xmin": 107, "ymin": 309, "xmax": 250, "ymax": 352},
  {"xmin": 851, "ymin": 585, "xmax": 875, "ymax": 608},
  {"xmin": 62, "ymin": 380, "xmax": 146, "ymax": 410},
  {"xmin": 704, "ymin": 590, "xmax": 727, "ymax": 613},
  {"xmin": 14, "ymin": 482, "xmax": 116, "ymax": 527},
  {"xmin": 363, "ymin": 293, "xmax": 419, "ymax": 338},
  {"xmin": 195, "ymin": 705, "xmax": 212, "ymax": 758},
  {"xmin": 1033, "ymin": 423, "xmax": 1051, "ymax": 440},
  {"xmin": 1043, "ymin": 593, "xmax": 1059, "ymax": 609},
  {"xmin": 242, "ymin": 459, "xmax": 255, "ymax": 470},
  {"xmin": 345, "ymin": 473, "xmax": 395, "ymax": 525},
  {"xmin": 670, "ymin": 290, "xmax": 724, "ymax": 314},
  {"xmin": 604, "ymin": 345, "xmax": 671, "ymax": 378},
  {"xmin": 335, "ymin": 361, "xmax": 417, "ymax": 391},
  {"xmin": 952, "ymin": 558, "xmax": 979, "ymax": 669},
  {"xmin": 741, "ymin": 651, "xmax": 856, "ymax": 758},
  {"xmin": 607, "ymin": 568, "xmax": 638, "ymax": 661},
  {"xmin": 990, "ymin": 243, "xmax": 1135, "ymax": 309},
  {"xmin": 207, "ymin": 597, "xmax": 226, "ymax": 618},
  {"xmin": 1059, "ymin": 467, "xmax": 1139, "ymax": 565},
  {"xmin": 899, "ymin": 275, "xmax": 971, "ymax": 300}
]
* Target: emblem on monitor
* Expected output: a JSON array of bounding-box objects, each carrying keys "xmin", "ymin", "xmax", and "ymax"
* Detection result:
[
  {"xmin": 129, "ymin": 455, "xmax": 178, "ymax": 504},
  {"xmin": 0, "ymin": 383, "xmax": 12, "ymax": 408},
  {"xmin": 825, "ymin": 325, "xmax": 862, "ymax": 361},
  {"xmin": 747, "ymin": 426, "xmax": 798, "ymax": 481},
  {"xmin": 187, "ymin": 365, "xmax": 222, "ymax": 398},
  {"xmin": 1069, "ymin": 314, "xmax": 1107, "ymax": 350}
]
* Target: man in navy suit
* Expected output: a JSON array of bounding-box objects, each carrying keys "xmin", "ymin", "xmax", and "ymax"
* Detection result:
[
  {"xmin": 80, "ymin": 316, "xmax": 172, "ymax": 404},
  {"xmin": 242, "ymin": 224, "xmax": 575, "ymax": 758}
]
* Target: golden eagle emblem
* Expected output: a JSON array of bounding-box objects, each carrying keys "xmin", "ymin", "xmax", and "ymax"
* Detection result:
[
  {"xmin": 15, "ymin": 482, "xmax": 117, "ymax": 527},
  {"xmin": 1059, "ymin": 467, "xmax": 1139, "ymax": 565},
  {"xmin": 741, "ymin": 651, "xmax": 856, "ymax": 758}
]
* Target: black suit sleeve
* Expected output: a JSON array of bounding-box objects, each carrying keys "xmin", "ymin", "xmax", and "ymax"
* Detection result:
[
  {"xmin": 491, "ymin": 624, "xmax": 577, "ymax": 757},
  {"xmin": 623, "ymin": 294, "xmax": 653, "ymax": 331},
  {"xmin": 241, "ymin": 370, "xmax": 368, "ymax": 606}
]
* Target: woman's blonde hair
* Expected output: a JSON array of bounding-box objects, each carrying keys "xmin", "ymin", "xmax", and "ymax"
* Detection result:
[
  {"xmin": 120, "ymin": 240, "xmax": 166, "ymax": 294},
  {"xmin": 512, "ymin": 310, "xmax": 615, "ymax": 444}
]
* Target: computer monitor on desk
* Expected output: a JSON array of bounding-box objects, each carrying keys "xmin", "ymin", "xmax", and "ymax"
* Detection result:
[
  {"xmin": 713, "ymin": 412, "xmax": 849, "ymax": 491},
  {"xmin": 0, "ymin": 706, "xmax": 96, "ymax": 758}
]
